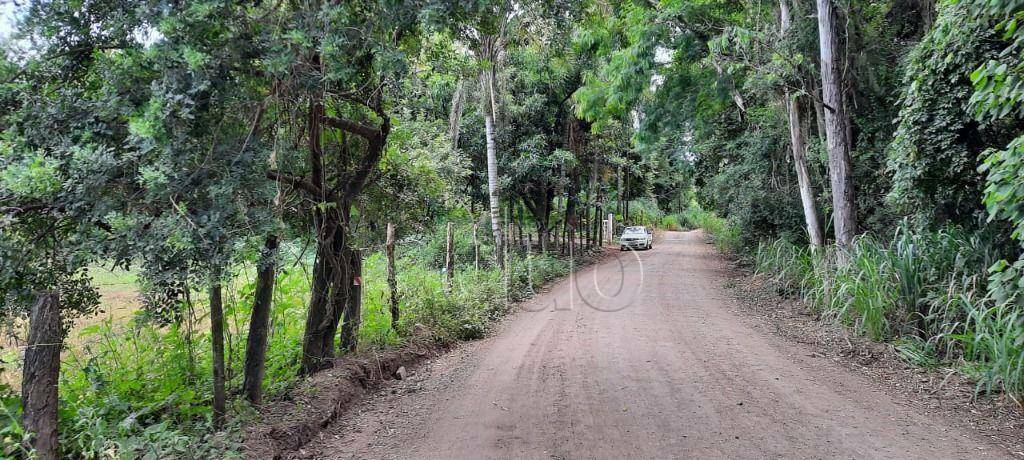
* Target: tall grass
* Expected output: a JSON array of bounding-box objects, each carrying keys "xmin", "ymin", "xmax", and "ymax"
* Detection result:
[
  {"xmin": 754, "ymin": 224, "xmax": 1024, "ymax": 399},
  {"xmin": 659, "ymin": 214, "xmax": 682, "ymax": 231},
  {"xmin": 681, "ymin": 205, "xmax": 742, "ymax": 253}
]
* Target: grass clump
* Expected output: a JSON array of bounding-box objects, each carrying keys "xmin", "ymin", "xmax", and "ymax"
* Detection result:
[{"xmin": 754, "ymin": 223, "xmax": 1024, "ymax": 399}]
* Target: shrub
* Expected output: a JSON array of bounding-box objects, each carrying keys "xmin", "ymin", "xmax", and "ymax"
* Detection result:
[
  {"xmin": 0, "ymin": 384, "xmax": 30, "ymax": 459},
  {"xmin": 624, "ymin": 198, "xmax": 664, "ymax": 228}
]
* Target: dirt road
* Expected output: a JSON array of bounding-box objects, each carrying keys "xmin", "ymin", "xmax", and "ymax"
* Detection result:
[{"xmin": 298, "ymin": 231, "xmax": 1008, "ymax": 459}]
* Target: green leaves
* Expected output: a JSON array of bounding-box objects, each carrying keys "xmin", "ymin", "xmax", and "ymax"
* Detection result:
[
  {"xmin": 886, "ymin": 3, "xmax": 1002, "ymax": 216},
  {"xmin": 964, "ymin": 2, "xmax": 1024, "ymax": 252},
  {"xmin": 0, "ymin": 150, "xmax": 62, "ymax": 201}
]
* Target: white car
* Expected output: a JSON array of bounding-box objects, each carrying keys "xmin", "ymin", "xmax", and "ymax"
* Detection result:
[{"xmin": 619, "ymin": 226, "xmax": 653, "ymax": 250}]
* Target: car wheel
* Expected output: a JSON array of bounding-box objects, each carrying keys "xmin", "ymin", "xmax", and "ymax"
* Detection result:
[{"xmin": 619, "ymin": 246, "xmax": 625, "ymax": 251}]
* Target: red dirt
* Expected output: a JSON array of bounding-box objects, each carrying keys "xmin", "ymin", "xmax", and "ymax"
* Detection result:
[
  {"xmin": 288, "ymin": 231, "xmax": 1016, "ymax": 459},
  {"xmin": 243, "ymin": 337, "xmax": 449, "ymax": 459}
]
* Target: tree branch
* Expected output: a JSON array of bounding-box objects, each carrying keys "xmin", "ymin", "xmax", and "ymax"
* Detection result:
[
  {"xmin": 341, "ymin": 118, "xmax": 391, "ymax": 199},
  {"xmin": 266, "ymin": 170, "xmax": 325, "ymax": 198},
  {"xmin": 337, "ymin": 91, "xmax": 387, "ymax": 118},
  {"xmin": 0, "ymin": 203, "xmax": 49, "ymax": 216},
  {"xmin": 322, "ymin": 115, "xmax": 380, "ymax": 141}
]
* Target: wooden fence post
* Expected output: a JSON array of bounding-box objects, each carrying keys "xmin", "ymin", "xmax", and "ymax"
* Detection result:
[
  {"xmin": 445, "ymin": 222, "xmax": 454, "ymax": 293},
  {"xmin": 472, "ymin": 221, "xmax": 480, "ymax": 270},
  {"xmin": 208, "ymin": 279, "xmax": 226, "ymax": 430},
  {"xmin": 507, "ymin": 222, "xmax": 514, "ymax": 253},
  {"xmin": 21, "ymin": 291, "xmax": 61, "ymax": 459},
  {"xmin": 386, "ymin": 223, "xmax": 399, "ymax": 330}
]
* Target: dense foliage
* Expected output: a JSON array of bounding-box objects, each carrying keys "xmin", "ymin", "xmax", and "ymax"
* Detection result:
[{"xmin": 3, "ymin": 0, "xmax": 1024, "ymax": 456}]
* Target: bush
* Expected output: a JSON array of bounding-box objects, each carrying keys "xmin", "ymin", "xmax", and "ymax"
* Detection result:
[
  {"xmin": 0, "ymin": 384, "xmax": 30, "ymax": 459},
  {"xmin": 623, "ymin": 198, "xmax": 664, "ymax": 228}
]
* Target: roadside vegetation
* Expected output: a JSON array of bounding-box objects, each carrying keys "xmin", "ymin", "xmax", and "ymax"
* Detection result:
[
  {"xmin": 754, "ymin": 227, "xmax": 1023, "ymax": 397},
  {"xmin": 55, "ymin": 222, "xmax": 572, "ymax": 458},
  {"xmin": 3, "ymin": 219, "xmax": 577, "ymax": 458}
]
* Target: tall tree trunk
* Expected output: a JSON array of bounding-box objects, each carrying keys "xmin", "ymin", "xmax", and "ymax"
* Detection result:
[
  {"xmin": 618, "ymin": 171, "xmax": 626, "ymax": 223},
  {"xmin": 506, "ymin": 200, "xmax": 514, "ymax": 250},
  {"xmin": 816, "ymin": 0, "xmax": 857, "ymax": 259},
  {"xmin": 448, "ymin": 79, "xmax": 465, "ymax": 148},
  {"xmin": 589, "ymin": 154, "xmax": 599, "ymax": 248},
  {"xmin": 616, "ymin": 165, "xmax": 623, "ymax": 217},
  {"xmin": 323, "ymin": 239, "xmax": 350, "ymax": 356},
  {"xmin": 813, "ymin": 86, "xmax": 827, "ymax": 142},
  {"xmin": 301, "ymin": 238, "xmax": 329, "ymax": 374},
  {"xmin": 21, "ymin": 291, "xmax": 61, "ymax": 459},
  {"xmin": 517, "ymin": 203, "xmax": 524, "ymax": 249},
  {"xmin": 299, "ymin": 94, "xmax": 341, "ymax": 374},
  {"xmin": 300, "ymin": 214, "xmax": 342, "ymax": 374},
  {"xmin": 243, "ymin": 234, "xmax": 279, "ymax": 405},
  {"xmin": 386, "ymin": 223, "xmax": 399, "ymax": 329},
  {"xmin": 339, "ymin": 248, "xmax": 362, "ymax": 352},
  {"xmin": 209, "ymin": 279, "xmax": 226, "ymax": 430},
  {"xmin": 781, "ymin": 0, "xmax": 824, "ymax": 249}
]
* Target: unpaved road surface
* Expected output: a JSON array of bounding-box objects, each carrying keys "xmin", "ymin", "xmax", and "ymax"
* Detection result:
[{"xmin": 298, "ymin": 231, "xmax": 1009, "ymax": 459}]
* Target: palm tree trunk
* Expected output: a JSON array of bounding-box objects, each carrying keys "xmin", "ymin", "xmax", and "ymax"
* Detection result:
[{"xmin": 484, "ymin": 98, "xmax": 504, "ymax": 265}]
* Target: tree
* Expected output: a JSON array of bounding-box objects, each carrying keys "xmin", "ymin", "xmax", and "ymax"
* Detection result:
[
  {"xmin": 243, "ymin": 234, "xmax": 279, "ymax": 405},
  {"xmin": 0, "ymin": 0, "xmax": 150, "ymax": 451},
  {"xmin": 888, "ymin": 3, "xmax": 1017, "ymax": 224},
  {"xmin": 816, "ymin": 0, "xmax": 857, "ymax": 258},
  {"xmin": 781, "ymin": 0, "xmax": 824, "ymax": 248},
  {"xmin": 259, "ymin": 0, "xmax": 428, "ymax": 373},
  {"xmin": 462, "ymin": 4, "xmax": 515, "ymax": 266},
  {"xmin": 966, "ymin": 1, "xmax": 1024, "ymax": 305}
]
